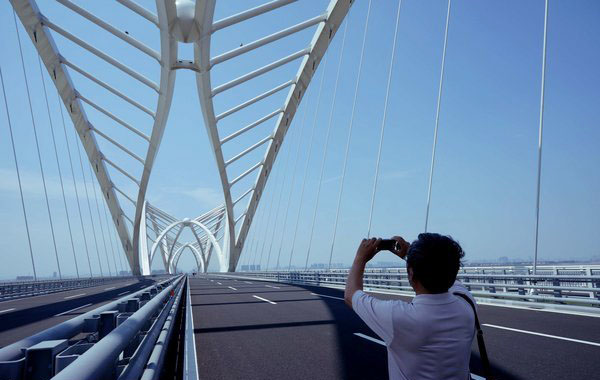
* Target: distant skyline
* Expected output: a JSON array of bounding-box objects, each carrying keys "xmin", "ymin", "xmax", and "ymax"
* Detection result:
[{"xmin": 1, "ymin": 0, "xmax": 599, "ymax": 279}]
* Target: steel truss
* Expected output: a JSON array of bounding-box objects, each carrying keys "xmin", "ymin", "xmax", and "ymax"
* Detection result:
[
  {"xmin": 195, "ymin": 0, "xmax": 353, "ymax": 271},
  {"xmin": 145, "ymin": 202, "xmax": 226, "ymax": 274},
  {"xmin": 11, "ymin": 0, "xmax": 352, "ymax": 273}
]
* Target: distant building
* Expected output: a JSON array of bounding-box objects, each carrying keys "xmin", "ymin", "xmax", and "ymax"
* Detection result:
[{"xmin": 16, "ymin": 276, "xmax": 34, "ymax": 281}]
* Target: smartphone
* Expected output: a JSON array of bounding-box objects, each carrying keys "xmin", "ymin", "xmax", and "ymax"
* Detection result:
[{"xmin": 378, "ymin": 239, "xmax": 397, "ymax": 252}]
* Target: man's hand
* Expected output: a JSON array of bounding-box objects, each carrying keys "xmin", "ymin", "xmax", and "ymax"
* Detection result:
[
  {"xmin": 355, "ymin": 237, "xmax": 381, "ymax": 264},
  {"xmin": 390, "ymin": 236, "xmax": 410, "ymax": 260}
]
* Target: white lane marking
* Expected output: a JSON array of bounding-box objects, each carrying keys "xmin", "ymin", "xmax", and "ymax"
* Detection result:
[
  {"xmin": 244, "ymin": 281, "xmax": 253, "ymax": 284},
  {"xmin": 483, "ymin": 324, "xmax": 600, "ymax": 347},
  {"xmin": 104, "ymin": 287, "xmax": 116, "ymax": 290},
  {"xmin": 354, "ymin": 333, "xmax": 485, "ymax": 379},
  {"xmin": 253, "ymin": 295, "xmax": 276, "ymax": 304},
  {"xmin": 64, "ymin": 293, "xmax": 86, "ymax": 300},
  {"xmin": 217, "ymin": 282, "xmax": 222, "ymax": 285},
  {"xmin": 228, "ymin": 286, "xmax": 237, "ymax": 291},
  {"xmin": 55, "ymin": 303, "xmax": 93, "ymax": 317},
  {"xmin": 354, "ymin": 333, "xmax": 385, "ymax": 345},
  {"xmin": 118, "ymin": 291, "xmax": 130, "ymax": 296},
  {"xmin": 311, "ymin": 292, "xmax": 344, "ymax": 301},
  {"xmin": 0, "ymin": 308, "xmax": 16, "ymax": 314},
  {"xmin": 265, "ymin": 285, "xmax": 280, "ymax": 289}
]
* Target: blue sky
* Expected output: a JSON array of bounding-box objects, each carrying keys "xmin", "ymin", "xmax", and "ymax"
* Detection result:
[{"xmin": 0, "ymin": 0, "xmax": 599, "ymax": 278}]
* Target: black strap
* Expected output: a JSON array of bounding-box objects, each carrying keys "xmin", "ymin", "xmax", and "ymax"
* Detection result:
[{"xmin": 453, "ymin": 292, "xmax": 493, "ymax": 380}]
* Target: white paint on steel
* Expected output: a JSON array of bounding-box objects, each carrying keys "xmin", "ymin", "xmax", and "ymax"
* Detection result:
[{"xmin": 194, "ymin": 0, "xmax": 353, "ymax": 272}]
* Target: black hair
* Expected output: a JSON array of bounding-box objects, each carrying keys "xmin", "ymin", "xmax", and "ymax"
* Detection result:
[{"xmin": 406, "ymin": 233, "xmax": 464, "ymax": 293}]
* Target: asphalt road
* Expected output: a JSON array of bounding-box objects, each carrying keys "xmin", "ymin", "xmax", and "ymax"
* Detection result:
[
  {"xmin": 0, "ymin": 277, "xmax": 157, "ymax": 347},
  {"xmin": 190, "ymin": 275, "xmax": 600, "ymax": 380}
]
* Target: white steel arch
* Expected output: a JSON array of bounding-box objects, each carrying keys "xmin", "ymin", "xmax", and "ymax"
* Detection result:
[
  {"xmin": 169, "ymin": 243, "xmax": 205, "ymax": 274},
  {"xmin": 194, "ymin": 0, "xmax": 353, "ymax": 271},
  {"xmin": 11, "ymin": 0, "xmax": 178, "ymax": 275},
  {"xmin": 149, "ymin": 219, "xmax": 225, "ymax": 272}
]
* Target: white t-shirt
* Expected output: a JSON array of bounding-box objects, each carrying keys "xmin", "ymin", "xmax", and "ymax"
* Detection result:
[{"xmin": 352, "ymin": 281, "xmax": 475, "ymax": 380}]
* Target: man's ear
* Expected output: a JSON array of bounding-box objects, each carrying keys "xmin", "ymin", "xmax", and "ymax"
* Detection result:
[{"xmin": 407, "ymin": 266, "xmax": 413, "ymax": 282}]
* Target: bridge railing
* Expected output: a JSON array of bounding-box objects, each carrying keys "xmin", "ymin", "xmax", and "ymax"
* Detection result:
[
  {"xmin": 0, "ymin": 276, "xmax": 184, "ymax": 380},
  {"xmin": 0, "ymin": 276, "xmax": 139, "ymax": 301},
  {"xmin": 229, "ymin": 268, "xmax": 600, "ymax": 312}
]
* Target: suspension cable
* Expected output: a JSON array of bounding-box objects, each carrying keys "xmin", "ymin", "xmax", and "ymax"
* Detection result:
[
  {"xmin": 328, "ymin": 0, "xmax": 372, "ymax": 269},
  {"xmin": 288, "ymin": 51, "xmax": 329, "ymax": 271},
  {"xmin": 74, "ymin": 125, "xmax": 104, "ymax": 276},
  {"xmin": 38, "ymin": 55, "xmax": 80, "ymax": 278},
  {"xmin": 275, "ymin": 92, "xmax": 312, "ymax": 270},
  {"xmin": 88, "ymin": 164, "xmax": 113, "ymax": 276},
  {"xmin": 256, "ymin": 154, "xmax": 286, "ymax": 270},
  {"xmin": 59, "ymin": 90, "xmax": 93, "ymax": 277},
  {"xmin": 0, "ymin": 66, "xmax": 37, "ymax": 280},
  {"xmin": 113, "ymin": 227, "xmax": 127, "ymax": 273},
  {"xmin": 305, "ymin": 17, "xmax": 349, "ymax": 270},
  {"xmin": 264, "ymin": 119, "xmax": 298, "ymax": 270},
  {"xmin": 424, "ymin": 0, "xmax": 451, "ymax": 232},
  {"xmin": 14, "ymin": 12, "xmax": 62, "ymax": 278},
  {"xmin": 533, "ymin": 0, "xmax": 549, "ymax": 275},
  {"xmin": 250, "ymin": 187, "xmax": 268, "ymax": 269},
  {"xmin": 367, "ymin": 0, "xmax": 403, "ymax": 238},
  {"xmin": 101, "ymin": 199, "xmax": 120, "ymax": 275}
]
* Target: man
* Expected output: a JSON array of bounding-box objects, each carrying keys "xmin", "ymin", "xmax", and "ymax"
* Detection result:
[{"xmin": 344, "ymin": 233, "xmax": 475, "ymax": 380}]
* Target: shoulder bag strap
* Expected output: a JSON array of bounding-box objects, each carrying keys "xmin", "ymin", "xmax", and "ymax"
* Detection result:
[{"xmin": 453, "ymin": 292, "xmax": 493, "ymax": 380}]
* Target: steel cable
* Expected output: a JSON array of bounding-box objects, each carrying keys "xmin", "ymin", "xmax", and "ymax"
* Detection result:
[
  {"xmin": 366, "ymin": 0, "xmax": 403, "ymax": 238},
  {"xmin": 305, "ymin": 17, "xmax": 349, "ymax": 270},
  {"xmin": 328, "ymin": 0, "xmax": 372, "ymax": 269},
  {"xmin": 14, "ymin": 12, "xmax": 62, "ymax": 278},
  {"xmin": 58, "ymin": 91, "xmax": 94, "ymax": 277},
  {"xmin": 288, "ymin": 52, "xmax": 330, "ymax": 270},
  {"xmin": 74, "ymin": 125, "xmax": 104, "ymax": 276},
  {"xmin": 274, "ymin": 92, "xmax": 312, "ymax": 270},
  {"xmin": 424, "ymin": 0, "xmax": 452, "ymax": 232},
  {"xmin": 38, "ymin": 55, "xmax": 80, "ymax": 278},
  {"xmin": 264, "ymin": 119, "xmax": 298, "ymax": 270},
  {"xmin": 88, "ymin": 164, "xmax": 113, "ymax": 276},
  {"xmin": 0, "ymin": 65, "xmax": 37, "ymax": 280}
]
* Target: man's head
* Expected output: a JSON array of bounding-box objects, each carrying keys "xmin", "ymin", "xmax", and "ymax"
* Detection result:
[{"xmin": 406, "ymin": 233, "xmax": 464, "ymax": 294}]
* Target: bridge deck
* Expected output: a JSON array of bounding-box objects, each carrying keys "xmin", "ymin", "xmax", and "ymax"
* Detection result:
[{"xmin": 190, "ymin": 275, "xmax": 600, "ymax": 380}]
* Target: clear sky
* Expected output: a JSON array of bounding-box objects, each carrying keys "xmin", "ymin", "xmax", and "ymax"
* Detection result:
[{"xmin": 0, "ymin": 0, "xmax": 599, "ymax": 279}]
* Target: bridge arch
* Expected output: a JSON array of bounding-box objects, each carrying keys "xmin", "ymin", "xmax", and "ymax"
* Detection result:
[
  {"xmin": 169, "ymin": 243, "xmax": 205, "ymax": 274},
  {"xmin": 149, "ymin": 219, "xmax": 225, "ymax": 272}
]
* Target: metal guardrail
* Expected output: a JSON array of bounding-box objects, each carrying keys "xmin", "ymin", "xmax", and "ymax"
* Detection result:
[
  {"xmin": 0, "ymin": 276, "xmax": 137, "ymax": 301},
  {"xmin": 231, "ymin": 268, "xmax": 600, "ymax": 311},
  {"xmin": 0, "ymin": 275, "xmax": 183, "ymax": 380}
]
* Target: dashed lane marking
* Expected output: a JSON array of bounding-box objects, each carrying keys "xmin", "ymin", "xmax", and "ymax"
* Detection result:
[
  {"xmin": 244, "ymin": 281, "xmax": 253, "ymax": 284},
  {"xmin": 64, "ymin": 293, "xmax": 86, "ymax": 300},
  {"xmin": 482, "ymin": 324, "xmax": 600, "ymax": 347},
  {"xmin": 217, "ymin": 282, "xmax": 222, "ymax": 285},
  {"xmin": 253, "ymin": 295, "xmax": 277, "ymax": 304},
  {"xmin": 265, "ymin": 285, "xmax": 280, "ymax": 289},
  {"xmin": 104, "ymin": 287, "xmax": 116, "ymax": 291},
  {"xmin": 118, "ymin": 291, "xmax": 130, "ymax": 296},
  {"xmin": 55, "ymin": 303, "xmax": 93, "ymax": 317},
  {"xmin": 0, "ymin": 308, "xmax": 15, "ymax": 314},
  {"xmin": 311, "ymin": 293, "xmax": 344, "ymax": 301},
  {"xmin": 354, "ymin": 333, "xmax": 385, "ymax": 345},
  {"xmin": 228, "ymin": 286, "xmax": 237, "ymax": 291}
]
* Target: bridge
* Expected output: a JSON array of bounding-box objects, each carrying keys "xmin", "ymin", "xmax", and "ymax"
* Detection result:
[{"xmin": 0, "ymin": 0, "xmax": 599, "ymax": 379}]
